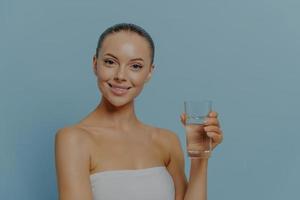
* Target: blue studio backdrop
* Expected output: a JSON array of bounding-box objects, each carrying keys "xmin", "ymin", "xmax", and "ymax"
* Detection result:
[{"xmin": 1, "ymin": 0, "xmax": 299, "ymax": 199}]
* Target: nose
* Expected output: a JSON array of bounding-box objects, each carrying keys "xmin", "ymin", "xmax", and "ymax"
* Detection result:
[{"xmin": 114, "ymin": 66, "xmax": 126, "ymax": 82}]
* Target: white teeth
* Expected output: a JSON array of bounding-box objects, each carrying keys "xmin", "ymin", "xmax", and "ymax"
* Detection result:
[
  {"xmin": 108, "ymin": 83, "xmax": 130, "ymax": 90},
  {"xmin": 113, "ymin": 86, "xmax": 127, "ymax": 90},
  {"xmin": 115, "ymin": 87, "xmax": 126, "ymax": 91}
]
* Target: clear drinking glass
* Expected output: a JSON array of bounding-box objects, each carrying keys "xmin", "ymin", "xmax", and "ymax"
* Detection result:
[{"xmin": 184, "ymin": 100, "xmax": 212, "ymax": 158}]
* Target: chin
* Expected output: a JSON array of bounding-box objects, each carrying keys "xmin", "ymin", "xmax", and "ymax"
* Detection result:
[
  {"xmin": 100, "ymin": 89, "xmax": 134, "ymax": 107},
  {"xmin": 105, "ymin": 96, "xmax": 134, "ymax": 108}
]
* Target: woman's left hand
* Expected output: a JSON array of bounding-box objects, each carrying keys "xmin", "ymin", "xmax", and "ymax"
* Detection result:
[{"xmin": 181, "ymin": 111, "xmax": 223, "ymax": 150}]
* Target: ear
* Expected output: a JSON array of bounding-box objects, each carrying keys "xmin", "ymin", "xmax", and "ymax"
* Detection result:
[
  {"xmin": 92, "ymin": 55, "xmax": 98, "ymax": 76},
  {"xmin": 145, "ymin": 64, "xmax": 155, "ymax": 83}
]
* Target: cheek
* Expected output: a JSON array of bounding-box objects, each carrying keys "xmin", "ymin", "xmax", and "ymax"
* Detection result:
[
  {"xmin": 131, "ymin": 78, "xmax": 144, "ymax": 86},
  {"xmin": 130, "ymin": 72, "xmax": 149, "ymax": 86},
  {"xmin": 97, "ymin": 66, "xmax": 113, "ymax": 81}
]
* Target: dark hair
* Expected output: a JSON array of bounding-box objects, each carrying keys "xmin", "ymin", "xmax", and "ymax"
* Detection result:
[{"xmin": 95, "ymin": 23, "xmax": 155, "ymax": 64}]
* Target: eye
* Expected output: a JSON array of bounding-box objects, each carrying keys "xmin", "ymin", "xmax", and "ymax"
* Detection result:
[
  {"xmin": 104, "ymin": 59, "xmax": 115, "ymax": 65},
  {"xmin": 131, "ymin": 64, "xmax": 143, "ymax": 71}
]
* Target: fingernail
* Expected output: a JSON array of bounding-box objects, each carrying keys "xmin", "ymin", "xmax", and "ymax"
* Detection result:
[{"xmin": 207, "ymin": 132, "xmax": 214, "ymax": 137}]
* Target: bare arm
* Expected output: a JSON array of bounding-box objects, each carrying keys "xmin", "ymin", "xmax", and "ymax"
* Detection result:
[
  {"xmin": 55, "ymin": 127, "xmax": 93, "ymax": 200},
  {"xmin": 184, "ymin": 159, "xmax": 208, "ymax": 200},
  {"xmin": 165, "ymin": 130, "xmax": 188, "ymax": 200},
  {"xmin": 165, "ymin": 129, "xmax": 208, "ymax": 200}
]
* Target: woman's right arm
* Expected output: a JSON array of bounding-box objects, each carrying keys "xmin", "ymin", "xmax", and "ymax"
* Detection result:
[{"xmin": 55, "ymin": 127, "xmax": 93, "ymax": 200}]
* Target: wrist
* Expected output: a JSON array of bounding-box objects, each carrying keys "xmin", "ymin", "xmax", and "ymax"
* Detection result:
[
  {"xmin": 187, "ymin": 149, "xmax": 212, "ymax": 159},
  {"xmin": 190, "ymin": 157, "xmax": 208, "ymax": 175}
]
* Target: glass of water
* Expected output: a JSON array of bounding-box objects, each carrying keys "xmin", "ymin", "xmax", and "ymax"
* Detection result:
[{"xmin": 184, "ymin": 100, "xmax": 212, "ymax": 158}]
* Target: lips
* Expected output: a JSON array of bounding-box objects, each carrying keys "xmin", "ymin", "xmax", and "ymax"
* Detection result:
[
  {"xmin": 108, "ymin": 83, "xmax": 131, "ymax": 95},
  {"xmin": 108, "ymin": 83, "xmax": 131, "ymax": 89}
]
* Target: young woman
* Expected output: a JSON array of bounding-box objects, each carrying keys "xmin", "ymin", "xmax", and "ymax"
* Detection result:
[{"xmin": 55, "ymin": 23, "xmax": 223, "ymax": 200}]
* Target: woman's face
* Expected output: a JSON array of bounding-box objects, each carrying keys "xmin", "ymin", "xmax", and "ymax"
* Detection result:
[{"xmin": 93, "ymin": 31, "xmax": 154, "ymax": 107}]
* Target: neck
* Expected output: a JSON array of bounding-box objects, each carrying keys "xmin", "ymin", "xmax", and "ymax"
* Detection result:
[{"xmin": 91, "ymin": 97, "xmax": 140, "ymax": 130}]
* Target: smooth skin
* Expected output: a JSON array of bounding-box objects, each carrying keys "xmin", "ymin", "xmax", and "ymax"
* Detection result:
[{"xmin": 55, "ymin": 31, "xmax": 223, "ymax": 200}]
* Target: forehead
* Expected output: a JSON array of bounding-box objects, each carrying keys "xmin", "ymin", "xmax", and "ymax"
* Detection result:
[{"xmin": 100, "ymin": 31, "xmax": 151, "ymax": 60}]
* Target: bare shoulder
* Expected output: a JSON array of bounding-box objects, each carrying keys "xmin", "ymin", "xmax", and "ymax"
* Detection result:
[
  {"xmin": 154, "ymin": 127, "xmax": 182, "ymax": 148},
  {"xmin": 55, "ymin": 125, "xmax": 93, "ymax": 148},
  {"xmin": 55, "ymin": 125, "xmax": 94, "ymax": 163},
  {"xmin": 55, "ymin": 126, "xmax": 94, "ymax": 199},
  {"xmin": 150, "ymin": 126, "xmax": 184, "ymax": 161}
]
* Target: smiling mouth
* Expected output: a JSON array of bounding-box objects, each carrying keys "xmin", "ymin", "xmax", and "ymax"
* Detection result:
[{"xmin": 108, "ymin": 83, "xmax": 132, "ymax": 90}]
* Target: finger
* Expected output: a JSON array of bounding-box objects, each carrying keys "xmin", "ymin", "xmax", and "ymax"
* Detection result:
[
  {"xmin": 208, "ymin": 111, "xmax": 218, "ymax": 118},
  {"xmin": 204, "ymin": 117, "xmax": 220, "ymax": 126},
  {"xmin": 180, "ymin": 113, "xmax": 186, "ymax": 126},
  {"xmin": 204, "ymin": 125, "xmax": 222, "ymax": 134},
  {"xmin": 207, "ymin": 131, "xmax": 223, "ymax": 144}
]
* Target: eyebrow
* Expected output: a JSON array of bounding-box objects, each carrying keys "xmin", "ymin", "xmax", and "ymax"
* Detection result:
[{"xmin": 104, "ymin": 53, "xmax": 144, "ymax": 62}]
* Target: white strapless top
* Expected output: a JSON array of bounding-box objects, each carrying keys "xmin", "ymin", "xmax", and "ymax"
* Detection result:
[{"xmin": 89, "ymin": 166, "xmax": 175, "ymax": 200}]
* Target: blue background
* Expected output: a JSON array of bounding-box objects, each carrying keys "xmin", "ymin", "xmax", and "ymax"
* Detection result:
[{"xmin": 1, "ymin": 0, "xmax": 299, "ymax": 199}]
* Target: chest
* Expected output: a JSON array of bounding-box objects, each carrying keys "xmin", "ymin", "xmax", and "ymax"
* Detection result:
[{"xmin": 88, "ymin": 129, "xmax": 169, "ymax": 173}]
